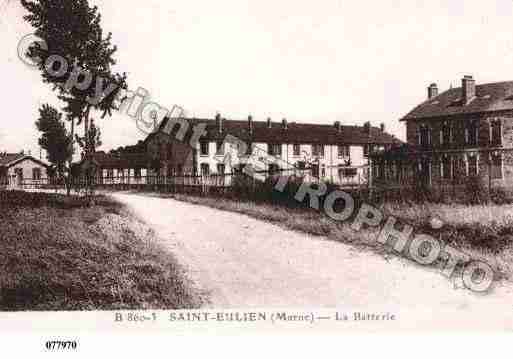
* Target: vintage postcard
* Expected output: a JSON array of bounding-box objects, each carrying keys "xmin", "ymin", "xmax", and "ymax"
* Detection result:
[{"xmin": 1, "ymin": 0, "xmax": 512, "ymax": 354}]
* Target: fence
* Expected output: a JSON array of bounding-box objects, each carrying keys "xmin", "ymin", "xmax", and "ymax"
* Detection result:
[{"xmin": 1, "ymin": 166, "xmax": 370, "ymax": 197}]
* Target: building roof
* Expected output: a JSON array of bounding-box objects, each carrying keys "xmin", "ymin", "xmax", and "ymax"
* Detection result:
[
  {"xmin": 401, "ymin": 81, "xmax": 513, "ymax": 121},
  {"xmin": 80, "ymin": 151, "xmax": 151, "ymax": 169},
  {"xmin": 369, "ymin": 143, "xmax": 421, "ymax": 159},
  {"xmin": 0, "ymin": 153, "xmax": 24, "ymax": 167},
  {"xmin": 0, "ymin": 153, "xmax": 49, "ymax": 168},
  {"xmin": 150, "ymin": 117, "xmax": 402, "ymax": 146}
]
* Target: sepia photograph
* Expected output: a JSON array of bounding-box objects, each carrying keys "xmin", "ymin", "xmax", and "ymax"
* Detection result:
[{"xmin": 1, "ymin": 0, "xmax": 513, "ymax": 354}]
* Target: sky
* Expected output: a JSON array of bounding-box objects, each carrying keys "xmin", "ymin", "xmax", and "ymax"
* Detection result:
[{"xmin": 2, "ymin": 0, "xmax": 513, "ymax": 157}]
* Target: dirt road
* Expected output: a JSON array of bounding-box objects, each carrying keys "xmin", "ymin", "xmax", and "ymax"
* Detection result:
[{"xmin": 112, "ymin": 193, "xmax": 513, "ymax": 328}]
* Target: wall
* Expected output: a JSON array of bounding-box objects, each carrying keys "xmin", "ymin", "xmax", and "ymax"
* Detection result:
[
  {"xmin": 376, "ymin": 111, "xmax": 513, "ymax": 192},
  {"xmin": 195, "ymin": 141, "xmax": 369, "ymax": 185},
  {"xmin": 6, "ymin": 157, "xmax": 48, "ymax": 187}
]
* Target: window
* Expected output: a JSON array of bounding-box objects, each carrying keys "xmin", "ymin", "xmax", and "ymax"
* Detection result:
[
  {"xmin": 312, "ymin": 144, "xmax": 325, "ymax": 158},
  {"xmin": 372, "ymin": 164, "xmax": 379, "ymax": 179},
  {"xmin": 440, "ymin": 122, "xmax": 451, "ymax": 145},
  {"xmin": 217, "ymin": 163, "xmax": 225, "ymax": 175},
  {"xmin": 491, "ymin": 119, "xmax": 502, "ymax": 146},
  {"xmin": 396, "ymin": 162, "xmax": 403, "ymax": 181},
  {"xmin": 311, "ymin": 164, "xmax": 319, "ymax": 178},
  {"xmin": 293, "ymin": 144, "xmax": 301, "ymax": 157},
  {"xmin": 200, "ymin": 163, "xmax": 210, "ymax": 176},
  {"xmin": 339, "ymin": 168, "xmax": 357, "ymax": 178},
  {"xmin": 234, "ymin": 164, "xmax": 245, "ymax": 175},
  {"xmin": 268, "ymin": 144, "xmax": 282, "ymax": 156},
  {"xmin": 391, "ymin": 162, "xmax": 398, "ymax": 180},
  {"xmin": 491, "ymin": 153, "xmax": 503, "ymax": 179},
  {"xmin": 363, "ymin": 145, "xmax": 370, "ymax": 158},
  {"xmin": 200, "ymin": 141, "xmax": 209, "ymax": 156},
  {"xmin": 107, "ymin": 169, "xmax": 114, "ymax": 179},
  {"xmin": 269, "ymin": 164, "xmax": 280, "ymax": 175},
  {"xmin": 379, "ymin": 162, "xmax": 385, "ymax": 179},
  {"xmin": 32, "ymin": 168, "xmax": 41, "ymax": 180},
  {"xmin": 118, "ymin": 169, "xmax": 124, "ymax": 178},
  {"xmin": 419, "ymin": 125, "xmax": 431, "ymax": 147},
  {"xmin": 467, "ymin": 154, "xmax": 478, "ymax": 176},
  {"xmin": 321, "ymin": 166, "xmax": 326, "ymax": 178},
  {"xmin": 216, "ymin": 141, "xmax": 224, "ymax": 155},
  {"xmin": 245, "ymin": 144, "xmax": 253, "ymax": 156},
  {"xmin": 466, "ymin": 121, "xmax": 479, "ymax": 146},
  {"xmin": 338, "ymin": 145, "xmax": 350, "ymax": 158},
  {"xmin": 441, "ymin": 158, "xmax": 449, "ymax": 178},
  {"xmin": 134, "ymin": 168, "xmax": 142, "ymax": 179}
]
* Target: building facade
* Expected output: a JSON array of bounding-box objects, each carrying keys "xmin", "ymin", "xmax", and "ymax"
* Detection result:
[
  {"xmin": 145, "ymin": 116, "xmax": 400, "ymax": 186},
  {"xmin": 74, "ymin": 151, "xmax": 151, "ymax": 185},
  {"xmin": 0, "ymin": 153, "xmax": 50, "ymax": 189},
  {"xmin": 371, "ymin": 76, "xmax": 513, "ymax": 192}
]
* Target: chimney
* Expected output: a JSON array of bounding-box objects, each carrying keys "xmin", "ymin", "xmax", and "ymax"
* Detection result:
[
  {"xmin": 334, "ymin": 121, "xmax": 342, "ymax": 133},
  {"xmin": 380, "ymin": 123, "xmax": 385, "ymax": 132},
  {"xmin": 248, "ymin": 115, "xmax": 253, "ymax": 134},
  {"xmin": 428, "ymin": 83, "xmax": 438, "ymax": 100},
  {"xmin": 462, "ymin": 75, "xmax": 476, "ymax": 104},
  {"xmin": 267, "ymin": 117, "xmax": 272, "ymax": 129},
  {"xmin": 215, "ymin": 113, "xmax": 223, "ymax": 133},
  {"xmin": 363, "ymin": 121, "xmax": 371, "ymax": 135},
  {"xmin": 282, "ymin": 118, "xmax": 288, "ymax": 130}
]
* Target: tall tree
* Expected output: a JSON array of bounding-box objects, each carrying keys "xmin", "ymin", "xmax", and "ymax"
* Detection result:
[
  {"xmin": 35, "ymin": 104, "xmax": 73, "ymax": 181},
  {"xmin": 21, "ymin": 0, "xmax": 127, "ymax": 192},
  {"xmin": 75, "ymin": 118, "xmax": 102, "ymax": 154}
]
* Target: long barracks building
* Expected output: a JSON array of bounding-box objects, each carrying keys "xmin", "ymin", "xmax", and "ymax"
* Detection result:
[{"xmin": 144, "ymin": 115, "xmax": 401, "ymax": 186}]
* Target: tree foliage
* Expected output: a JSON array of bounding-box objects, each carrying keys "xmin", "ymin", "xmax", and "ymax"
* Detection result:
[
  {"xmin": 75, "ymin": 119, "xmax": 102, "ymax": 153},
  {"xmin": 35, "ymin": 104, "xmax": 73, "ymax": 176},
  {"xmin": 21, "ymin": 0, "xmax": 127, "ymax": 153},
  {"xmin": 21, "ymin": 0, "xmax": 127, "ymax": 114},
  {"xmin": 21, "ymin": 0, "xmax": 127, "ymax": 194}
]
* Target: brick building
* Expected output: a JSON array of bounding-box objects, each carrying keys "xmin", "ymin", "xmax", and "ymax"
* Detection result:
[
  {"xmin": 144, "ymin": 115, "xmax": 401, "ymax": 186},
  {"xmin": 371, "ymin": 75, "xmax": 513, "ymax": 193}
]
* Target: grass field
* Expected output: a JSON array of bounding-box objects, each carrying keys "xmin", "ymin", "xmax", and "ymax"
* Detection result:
[
  {"xmin": 167, "ymin": 193, "xmax": 513, "ymax": 283},
  {"xmin": 0, "ymin": 191, "xmax": 202, "ymax": 311}
]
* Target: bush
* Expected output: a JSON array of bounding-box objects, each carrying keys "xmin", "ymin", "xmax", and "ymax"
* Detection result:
[
  {"xmin": 462, "ymin": 175, "xmax": 489, "ymax": 205},
  {"xmin": 0, "ymin": 190, "xmax": 89, "ymax": 209},
  {"xmin": 228, "ymin": 174, "xmax": 348, "ymax": 211},
  {"xmin": 490, "ymin": 187, "xmax": 512, "ymax": 205}
]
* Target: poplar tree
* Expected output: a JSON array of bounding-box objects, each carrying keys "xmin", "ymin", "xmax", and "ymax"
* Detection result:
[{"xmin": 21, "ymin": 0, "xmax": 127, "ymax": 193}]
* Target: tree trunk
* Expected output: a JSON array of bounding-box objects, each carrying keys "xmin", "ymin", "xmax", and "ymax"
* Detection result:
[
  {"xmin": 66, "ymin": 117, "xmax": 75, "ymax": 196},
  {"xmin": 84, "ymin": 106, "xmax": 92, "ymax": 197}
]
